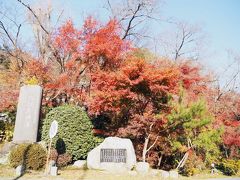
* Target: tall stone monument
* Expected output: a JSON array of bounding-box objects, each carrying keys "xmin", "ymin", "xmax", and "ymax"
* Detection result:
[{"xmin": 13, "ymin": 85, "xmax": 42, "ymax": 143}]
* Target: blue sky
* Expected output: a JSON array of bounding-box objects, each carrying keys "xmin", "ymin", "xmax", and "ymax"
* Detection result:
[
  {"xmin": 165, "ymin": 0, "xmax": 240, "ymax": 50},
  {"xmin": 2, "ymin": 0, "xmax": 240, "ymax": 86},
  {"xmin": 164, "ymin": 0, "xmax": 240, "ymax": 67},
  {"xmin": 55, "ymin": 0, "xmax": 240, "ymax": 78},
  {"xmin": 50, "ymin": 1, "xmax": 240, "ymax": 49}
]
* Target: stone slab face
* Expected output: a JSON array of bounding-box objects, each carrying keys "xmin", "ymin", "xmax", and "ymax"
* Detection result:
[
  {"xmin": 87, "ymin": 137, "xmax": 136, "ymax": 171},
  {"xmin": 13, "ymin": 85, "xmax": 42, "ymax": 143}
]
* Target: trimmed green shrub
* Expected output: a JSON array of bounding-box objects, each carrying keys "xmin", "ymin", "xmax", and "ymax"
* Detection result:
[
  {"xmin": 9, "ymin": 143, "xmax": 47, "ymax": 170},
  {"xmin": 9, "ymin": 144, "xmax": 30, "ymax": 168},
  {"xmin": 216, "ymin": 159, "xmax": 240, "ymax": 176},
  {"xmin": 26, "ymin": 144, "xmax": 47, "ymax": 170},
  {"xmin": 41, "ymin": 105, "xmax": 103, "ymax": 160}
]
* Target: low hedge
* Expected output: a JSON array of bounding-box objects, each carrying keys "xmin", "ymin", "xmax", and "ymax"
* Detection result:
[{"xmin": 9, "ymin": 143, "xmax": 47, "ymax": 170}]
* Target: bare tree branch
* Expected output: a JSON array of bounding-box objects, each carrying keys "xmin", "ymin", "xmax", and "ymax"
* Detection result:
[
  {"xmin": 16, "ymin": 0, "xmax": 49, "ymax": 35},
  {"xmin": 122, "ymin": 3, "xmax": 142, "ymax": 40},
  {"xmin": 106, "ymin": 0, "xmax": 160, "ymax": 43},
  {"xmin": 0, "ymin": 21, "xmax": 15, "ymax": 46},
  {"xmin": 15, "ymin": 23, "xmax": 21, "ymax": 45}
]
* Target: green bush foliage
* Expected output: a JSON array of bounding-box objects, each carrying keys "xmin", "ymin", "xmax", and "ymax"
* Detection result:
[
  {"xmin": 216, "ymin": 159, "xmax": 240, "ymax": 176},
  {"xmin": 167, "ymin": 98, "xmax": 223, "ymax": 166},
  {"xmin": 41, "ymin": 105, "xmax": 103, "ymax": 160},
  {"xmin": 9, "ymin": 143, "xmax": 47, "ymax": 170}
]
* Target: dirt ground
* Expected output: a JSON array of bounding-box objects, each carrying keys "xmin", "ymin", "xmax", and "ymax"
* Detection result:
[{"xmin": 0, "ymin": 165, "xmax": 239, "ymax": 180}]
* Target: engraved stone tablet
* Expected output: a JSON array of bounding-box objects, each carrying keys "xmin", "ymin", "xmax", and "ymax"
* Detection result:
[
  {"xmin": 87, "ymin": 137, "xmax": 136, "ymax": 171},
  {"xmin": 100, "ymin": 148, "xmax": 126, "ymax": 163},
  {"xmin": 13, "ymin": 85, "xmax": 42, "ymax": 143}
]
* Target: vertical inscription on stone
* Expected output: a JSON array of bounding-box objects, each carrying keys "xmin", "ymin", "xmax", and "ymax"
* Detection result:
[
  {"xmin": 100, "ymin": 149, "xmax": 126, "ymax": 163},
  {"xmin": 13, "ymin": 85, "xmax": 42, "ymax": 143}
]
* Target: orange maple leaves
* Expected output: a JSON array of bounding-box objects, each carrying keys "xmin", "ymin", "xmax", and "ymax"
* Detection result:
[
  {"xmin": 88, "ymin": 57, "xmax": 179, "ymax": 116},
  {"xmin": 84, "ymin": 19, "xmax": 130, "ymax": 69},
  {"xmin": 54, "ymin": 20, "xmax": 81, "ymax": 57},
  {"xmin": 53, "ymin": 17, "xmax": 130, "ymax": 70}
]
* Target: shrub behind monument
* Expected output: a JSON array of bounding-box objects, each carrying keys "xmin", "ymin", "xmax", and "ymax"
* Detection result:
[{"xmin": 41, "ymin": 105, "xmax": 102, "ymax": 160}]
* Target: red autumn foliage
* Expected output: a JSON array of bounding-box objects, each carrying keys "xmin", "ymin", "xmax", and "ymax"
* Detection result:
[
  {"xmin": 177, "ymin": 61, "xmax": 208, "ymax": 103},
  {"xmin": 53, "ymin": 20, "xmax": 81, "ymax": 58},
  {"xmin": 0, "ymin": 90, "xmax": 19, "ymax": 112},
  {"xmin": 83, "ymin": 19, "xmax": 130, "ymax": 69},
  {"xmin": 23, "ymin": 60, "xmax": 52, "ymax": 85},
  {"xmin": 88, "ymin": 57, "xmax": 179, "ymax": 129},
  {"xmin": 215, "ymin": 92, "xmax": 240, "ymax": 152},
  {"xmin": 178, "ymin": 61, "xmax": 204, "ymax": 89},
  {"xmin": 44, "ymin": 18, "xmax": 130, "ymax": 105},
  {"xmin": 1, "ymin": 15, "xmax": 239, "ymax": 165},
  {"xmin": 224, "ymin": 126, "xmax": 240, "ymax": 147},
  {"xmin": 52, "ymin": 17, "xmax": 130, "ymax": 71},
  {"xmin": 203, "ymin": 87, "xmax": 240, "ymax": 157}
]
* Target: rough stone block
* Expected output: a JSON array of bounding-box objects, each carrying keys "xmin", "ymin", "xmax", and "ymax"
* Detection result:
[
  {"xmin": 73, "ymin": 160, "xmax": 87, "ymax": 168},
  {"xmin": 16, "ymin": 165, "xmax": 25, "ymax": 176}
]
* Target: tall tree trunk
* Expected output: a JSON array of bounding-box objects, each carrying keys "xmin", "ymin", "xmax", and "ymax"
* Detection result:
[{"xmin": 142, "ymin": 136, "xmax": 149, "ymax": 162}]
